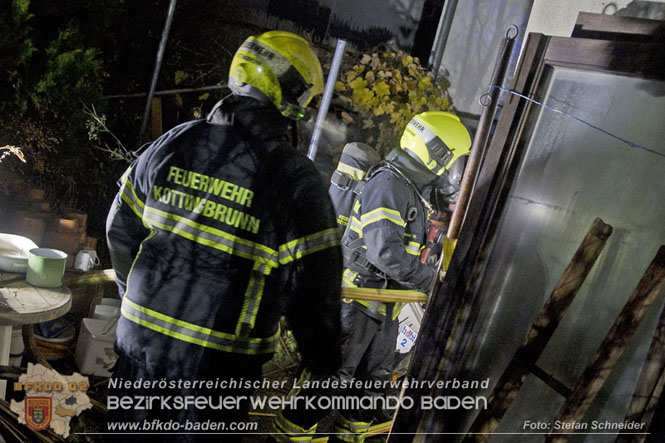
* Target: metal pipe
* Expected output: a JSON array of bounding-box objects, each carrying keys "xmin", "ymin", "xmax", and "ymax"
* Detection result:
[
  {"xmin": 139, "ymin": 0, "xmax": 178, "ymax": 141},
  {"xmin": 429, "ymin": 0, "xmax": 458, "ymax": 75},
  {"xmin": 446, "ymin": 25, "xmax": 518, "ymax": 240},
  {"xmin": 324, "ymin": 0, "xmax": 338, "ymax": 41},
  {"xmin": 307, "ymin": 39, "xmax": 347, "ymax": 161}
]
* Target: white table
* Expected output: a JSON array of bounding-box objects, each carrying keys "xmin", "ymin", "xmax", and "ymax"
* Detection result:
[{"xmin": 0, "ymin": 273, "xmax": 72, "ymax": 397}]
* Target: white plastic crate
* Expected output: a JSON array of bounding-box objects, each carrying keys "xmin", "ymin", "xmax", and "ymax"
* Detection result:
[{"xmin": 74, "ymin": 318, "xmax": 117, "ymax": 377}]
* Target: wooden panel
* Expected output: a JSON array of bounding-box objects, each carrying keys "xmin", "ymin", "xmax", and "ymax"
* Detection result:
[
  {"xmin": 573, "ymin": 12, "xmax": 665, "ymax": 42},
  {"xmin": 545, "ymin": 37, "xmax": 665, "ymax": 80}
]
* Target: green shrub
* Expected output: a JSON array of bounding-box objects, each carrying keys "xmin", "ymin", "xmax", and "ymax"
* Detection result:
[{"xmin": 0, "ymin": 0, "xmax": 36, "ymax": 113}]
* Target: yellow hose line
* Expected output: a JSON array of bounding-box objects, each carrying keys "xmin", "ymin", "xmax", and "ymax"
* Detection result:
[
  {"xmin": 309, "ymin": 420, "xmax": 393, "ymax": 442},
  {"xmin": 64, "ymin": 269, "xmax": 116, "ymax": 286},
  {"xmin": 341, "ymin": 287, "xmax": 427, "ymax": 303},
  {"xmin": 81, "ymin": 272, "xmax": 428, "ymax": 303},
  {"xmin": 248, "ymin": 411, "xmax": 277, "ymax": 417}
]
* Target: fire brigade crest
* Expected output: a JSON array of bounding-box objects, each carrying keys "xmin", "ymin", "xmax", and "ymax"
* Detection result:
[
  {"xmin": 10, "ymin": 363, "xmax": 92, "ymax": 438},
  {"xmin": 25, "ymin": 397, "xmax": 52, "ymax": 431}
]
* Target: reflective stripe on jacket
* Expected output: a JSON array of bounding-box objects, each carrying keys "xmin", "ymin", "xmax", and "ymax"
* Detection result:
[{"xmin": 106, "ymin": 96, "xmax": 343, "ymax": 378}]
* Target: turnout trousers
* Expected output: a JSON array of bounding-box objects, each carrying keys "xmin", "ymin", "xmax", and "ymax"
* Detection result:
[{"xmin": 271, "ymin": 302, "xmax": 399, "ymax": 442}]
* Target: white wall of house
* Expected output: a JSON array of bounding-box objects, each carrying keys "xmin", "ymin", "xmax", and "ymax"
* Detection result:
[
  {"xmin": 439, "ymin": 0, "xmax": 534, "ymax": 116},
  {"xmin": 525, "ymin": 0, "xmax": 665, "ymax": 37},
  {"xmin": 525, "ymin": 0, "xmax": 632, "ymax": 37},
  {"xmin": 440, "ymin": 0, "xmax": 665, "ymax": 116}
]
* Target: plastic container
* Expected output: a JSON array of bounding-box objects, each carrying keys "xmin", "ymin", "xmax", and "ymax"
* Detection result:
[
  {"xmin": 25, "ymin": 248, "xmax": 67, "ymax": 288},
  {"xmin": 74, "ymin": 318, "xmax": 118, "ymax": 376},
  {"xmin": 100, "ymin": 298, "xmax": 122, "ymax": 308},
  {"xmin": 74, "ymin": 247, "xmax": 99, "ymax": 272},
  {"xmin": 38, "ymin": 313, "xmax": 75, "ymax": 339},
  {"xmin": 0, "ymin": 233, "xmax": 38, "ymax": 273},
  {"xmin": 34, "ymin": 327, "xmax": 75, "ymax": 360},
  {"xmin": 10, "ymin": 327, "xmax": 24, "ymax": 355},
  {"xmin": 93, "ymin": 305, "xmax": 120, "ymax": 320}
]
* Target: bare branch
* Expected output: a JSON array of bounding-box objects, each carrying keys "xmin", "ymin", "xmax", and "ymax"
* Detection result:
[{"xmin": 83, "ymin": 104, "xmax": 133, "ymax": 163}]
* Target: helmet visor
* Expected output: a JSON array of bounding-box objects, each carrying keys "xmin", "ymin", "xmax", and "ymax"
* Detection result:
[{"xmin": 279, "ymin": 65, "xmax": 312, "ymax": 107}]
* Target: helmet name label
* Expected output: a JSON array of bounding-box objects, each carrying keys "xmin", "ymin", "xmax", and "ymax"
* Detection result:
[
  {"xmin": 244, "ymin": 40, "xmax": 275, "ymax": 61},
  {"xmin": 240, "ymin": 39, "xmax": 292, "ymax": 75},
  {"xmin": 409, "ymin": 118, "xmax": 426, "ymax": 133}
]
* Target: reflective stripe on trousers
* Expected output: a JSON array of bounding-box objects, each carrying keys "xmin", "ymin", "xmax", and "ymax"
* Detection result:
[
  {"xmin": 270, "ymin": 369, "xmax": 318, "ymax": 442},
  {"xmin": 333, "ymin": 411, "xmax": 371, "ymax": 443}
]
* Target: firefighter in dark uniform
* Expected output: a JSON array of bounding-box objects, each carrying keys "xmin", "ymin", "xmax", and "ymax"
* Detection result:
[
  {"xmin": 335, "ymin": 112, "xmax": 471, "ymax": 441},
  {"xmin": 106, "ymin": 31, "xmax": 342, "ymax": 441},
  {"xmin": 271, "ymin": 112, "xmax": 471, "ymax": 442}
]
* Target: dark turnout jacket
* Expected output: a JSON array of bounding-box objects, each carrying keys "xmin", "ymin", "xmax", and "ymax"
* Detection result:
[
  {"xmin": 341, "ymin": 149, "xmax": 436, "ymax": 320},
  {"xmin": 106, "ymin": 96, "xmax": 343, "ymax": 378}
]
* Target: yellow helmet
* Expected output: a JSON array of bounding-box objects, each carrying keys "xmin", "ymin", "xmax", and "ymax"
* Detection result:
[
  {"xmin": 400, "ymin": 111, "xmax": 472, "ymax": 176},
  {"xmin": 228, "ymin": 31, "xmax": 324, "ymax": 120}
]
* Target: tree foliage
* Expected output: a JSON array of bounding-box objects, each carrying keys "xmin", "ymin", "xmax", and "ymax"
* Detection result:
[
  {"xmin": 334, "ymin": 49, "xmax": 452, "ymax": 156},
  {"xmin": 32, "ymin": 27, "xmax": 105, "ymax": 120},
  {"xmin": 0, "ymin": 0, "xmax": 114, "ymax": 225},
  {"xmin": 0, "ymin": 0, "xmax": 36, "ymax": 112}
]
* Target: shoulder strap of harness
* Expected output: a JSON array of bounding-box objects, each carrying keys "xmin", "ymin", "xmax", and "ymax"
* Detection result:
[
  {"xmin": 378, "ymin": 161, "xmax": 433, "ymax": 213},
  {"xmin": 330, "ymin": 171, "xmax": 367, "ymax": 194}
]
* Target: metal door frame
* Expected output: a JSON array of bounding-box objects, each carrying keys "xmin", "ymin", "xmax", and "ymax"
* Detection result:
[{"xmin": 392, "ymin": 13, "xmax": 665, "ymax": 438}]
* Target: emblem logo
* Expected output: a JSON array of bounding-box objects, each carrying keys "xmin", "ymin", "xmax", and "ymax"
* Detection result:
[{"xmin": 25, "ymin": 397, "xmax": 52, "ymax": 431}]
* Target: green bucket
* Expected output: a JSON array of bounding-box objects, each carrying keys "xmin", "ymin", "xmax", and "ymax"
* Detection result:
[{"xmin": 26, "ymin": 248, "xmax": 67, "ymax": 288}]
